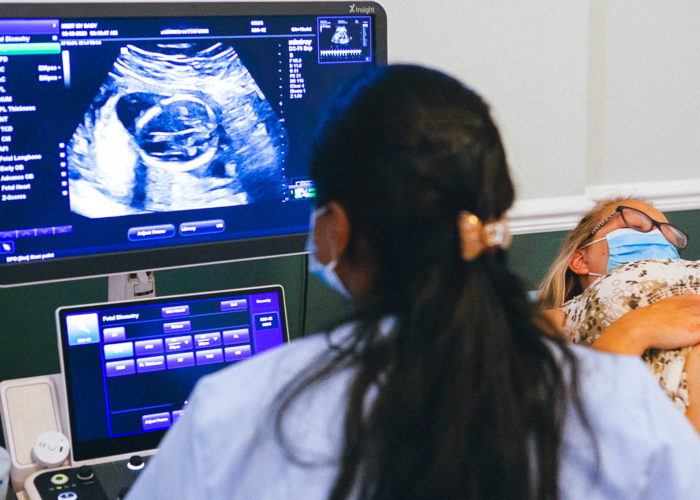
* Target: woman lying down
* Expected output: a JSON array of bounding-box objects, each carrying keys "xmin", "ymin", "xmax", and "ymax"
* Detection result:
[{"xmin": 539, "ymin": 197, "xmax": 700, "ymax": 431}]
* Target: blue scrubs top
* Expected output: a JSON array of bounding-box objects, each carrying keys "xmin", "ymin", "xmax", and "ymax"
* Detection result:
[{"xmin": 126, "ymin": 326, "xmax": 700, "ymax": 500}]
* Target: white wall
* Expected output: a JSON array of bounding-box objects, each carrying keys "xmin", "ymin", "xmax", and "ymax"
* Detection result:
[
  {"xmin": 384, "ymin": 0, "xmax": 590, "ymax": 203},
  {"xmin": 377, "ymin": 0, "xmax": 700, "ymax": 232},
  {"xmin": 590, "ymin": 1, "xmax": 700, "ymax": 188},
  {"xmin": 4, "ymin": 0, "xmax": 699, "ymax": 232}
]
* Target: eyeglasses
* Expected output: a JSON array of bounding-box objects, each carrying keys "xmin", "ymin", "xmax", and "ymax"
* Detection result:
[{"xmin": 588, "ymin": 205, "xmax": 689, "ymax": 250}]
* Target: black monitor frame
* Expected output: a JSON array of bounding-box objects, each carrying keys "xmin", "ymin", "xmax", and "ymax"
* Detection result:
[{"xmin": 0, "ymin": 1, "xmax": 387, "ymax": 286}]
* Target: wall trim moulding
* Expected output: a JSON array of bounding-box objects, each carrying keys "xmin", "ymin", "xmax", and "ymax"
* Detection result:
[{"xmin": 507, "ymin": 178, "xmax": 700, "ymax": 235}]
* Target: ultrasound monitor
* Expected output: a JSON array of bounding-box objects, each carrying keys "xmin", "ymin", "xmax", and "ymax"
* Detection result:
[
  {"xmin": 56, "ymin": 285, "xmax": 289, "ymax": 464},
  {"xmin": 0, "ymin": 2, "xmax": 387, "ymax": 286}
]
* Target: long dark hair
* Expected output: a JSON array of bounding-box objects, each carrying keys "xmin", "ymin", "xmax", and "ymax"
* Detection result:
[{"xmin": 276, "ymin": 65, "xmax": 591, "ymax": 499}]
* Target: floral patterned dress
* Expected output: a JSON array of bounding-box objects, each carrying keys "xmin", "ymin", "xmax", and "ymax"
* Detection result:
[{"xmin": 562, "ymin": 259, "xmax": 700, "ymax": 411}]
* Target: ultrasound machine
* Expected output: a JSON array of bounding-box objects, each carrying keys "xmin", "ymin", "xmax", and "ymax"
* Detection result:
[{"xmin": 0, "ymin": 2, "xmax": 386, "ymax": 498}]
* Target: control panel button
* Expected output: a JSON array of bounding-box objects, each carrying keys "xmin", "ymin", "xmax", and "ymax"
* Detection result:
[
  {"xmin": 77, "ymin": 465, "xmax": 94, "ymax": 480},
  {"xmin": 50, "ymin": 473, "xmax": 69, "ymax": 485},
  {"xmin": 127, "ymin": 455, "xmax": 145, "ymax": 471}
]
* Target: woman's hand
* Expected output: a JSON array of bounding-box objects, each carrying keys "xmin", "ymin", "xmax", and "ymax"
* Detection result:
[{"xmin": 592, "ymin": 293, "xmax": 700, "ymax": 356}]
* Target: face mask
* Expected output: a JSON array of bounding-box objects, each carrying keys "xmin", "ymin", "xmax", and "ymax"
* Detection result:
[
  {"xmin": 305, "ymin": 207, "xmax": 351, "ymax": 298},
  {"xmin": 586, "ymin": 228, "xmax": 680, "ymax": 272}
]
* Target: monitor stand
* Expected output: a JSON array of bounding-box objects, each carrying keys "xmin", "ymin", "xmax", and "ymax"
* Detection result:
[{"xmin": 107, "ymin": 271, "xmax": 156, "ymax": 302}]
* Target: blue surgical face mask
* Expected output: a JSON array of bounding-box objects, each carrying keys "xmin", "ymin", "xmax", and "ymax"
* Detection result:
[
  {"xmin": 585, "ymin": 227, "xmax": 680, "ymax": 272},
  {"xmin": 305, "ymin": 207, "xmax": 351, "ymax": 298}
]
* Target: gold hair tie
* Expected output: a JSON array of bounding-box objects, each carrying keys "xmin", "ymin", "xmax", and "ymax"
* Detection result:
[{"xmin": 458, "ymin": 211, "xmax": 512, "ymax": 261}]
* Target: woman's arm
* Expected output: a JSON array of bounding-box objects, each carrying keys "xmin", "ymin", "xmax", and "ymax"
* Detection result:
[
  {"xmin": 683, "ymin": 344, "xmax": 700, "ymax": 433},
  {"xmin": 541, "ymin": 309, "xmax": 565, "ymax": 334},
  {"xmin": 591, "ymin": 293, "xmax": 700, "ymax": 356}
]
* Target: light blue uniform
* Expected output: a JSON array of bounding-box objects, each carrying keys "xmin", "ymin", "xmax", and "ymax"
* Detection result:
[{"xmin": 126, "ymin": 326, "xmax": 700, "ymax": 499}]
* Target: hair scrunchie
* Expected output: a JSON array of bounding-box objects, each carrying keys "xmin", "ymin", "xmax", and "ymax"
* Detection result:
[{"xmin": 458, "ymin": 211, "xmax": 511, "ymax": 261}]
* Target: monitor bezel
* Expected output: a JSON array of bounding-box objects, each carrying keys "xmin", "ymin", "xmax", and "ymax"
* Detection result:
[{"xmin": 0, "ymin": 1, "xmax": 387, "ymax": 286}]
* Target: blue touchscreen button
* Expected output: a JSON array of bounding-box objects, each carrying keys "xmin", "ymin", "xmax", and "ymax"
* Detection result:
[
  {"xmin": 163, "ymin": 320, "xmax": 192, "ymax": 334},
  {"xmin": 223, "ymin": 328, "xmax": 250, "ymax": 345},
  {"xmin": 221, "ymin": 299, "xmax": 247, "ymax": 312},
  {"xmin": 105, "ymin": 359, "xmax": 136, "ymax": 377},
  {"xmin": 104, "ymin": 342, "xmax": 134, "ymax": 360},
  {"xmin": 161, "ymin": 305, "xmax": 190, "ymax": 318},
  {"xmin": 142, "ymin": 412, "xmax": 171, "ymax": 431},
  {"xmin": 136, "ymin": 355, "xmax": 166, "ymax": 373},
  {"xmin": 127, "ymin": 224, "xmax": 176, "ymax": 241},
  {"xmin": 196, "ymin": 348, "xmax": 224, "ymax": 366},
  {"xmin": 225, "ymin": 345, "xmax": 252, "ymax": 362},
  {"xmin": 103, "ymin": 326, "xmax": 126, "ymax": 343},
  {"xmin": 255, "ymin": 312, "xmax": 279, "ymax": 330},
  {"xmin": 179, "ymin": 219, "xmax": 225, "ymax": 236},
  {"xmin": 66, "ymin": 313, "xmax": 100, "ymax": 346},
  {"xmin": 0, "ymin": 240, "xmax": 14, "ymax": 254}
]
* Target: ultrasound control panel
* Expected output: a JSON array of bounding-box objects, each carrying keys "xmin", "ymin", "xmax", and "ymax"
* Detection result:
[{"xmin": 25, "ymin": 455, "xmax": 149, "ymax": 500}]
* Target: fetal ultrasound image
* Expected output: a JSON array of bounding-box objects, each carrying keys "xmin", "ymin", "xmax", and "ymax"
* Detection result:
[
  {"xmin": 331, "ymin": 26, "xmax": 351, "ymax": 45},
  {"xmin": 67, "ymin": 43, "xmax": 288, "ymax": 217}
]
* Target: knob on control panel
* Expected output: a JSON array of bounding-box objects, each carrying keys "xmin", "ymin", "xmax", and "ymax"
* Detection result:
[
  {"xmin": 76, "ymin": 465, "xmax": 94, "ymax": 480},
  {"xmin": 127, "ymin": 455, "xmax": 145, "ymax": 471}
]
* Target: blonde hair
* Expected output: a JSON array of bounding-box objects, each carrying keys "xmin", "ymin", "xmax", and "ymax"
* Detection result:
[{"xmin": 538, "ymin": 196, "xmax": 645, "ymax": 308}]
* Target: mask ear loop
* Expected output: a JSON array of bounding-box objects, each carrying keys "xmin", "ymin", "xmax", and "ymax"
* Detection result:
[
  {"xmin": 305, "ymin": 205, "xmax": 351, "ymax": 298},
  {"xmin": 577, "ymin": 236, "xmax": 606, "ymax": 277},
  {"xmin": 580, "ymin": 235, "xmax": 606, "ymax": 249}
]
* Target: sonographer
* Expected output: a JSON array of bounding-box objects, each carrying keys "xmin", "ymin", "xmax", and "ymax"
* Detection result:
[{"xmin": 126, "ymin": 65, "xmax": 700, "ymax": 499}]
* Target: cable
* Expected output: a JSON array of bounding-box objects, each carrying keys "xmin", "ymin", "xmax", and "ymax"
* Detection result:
[{"xmin": 300, "ymin": 251, "xmax": 310, "ymax": 337}]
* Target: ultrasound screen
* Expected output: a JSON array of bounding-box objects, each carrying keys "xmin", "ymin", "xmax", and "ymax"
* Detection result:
[{"xmin": 0, "ymin": 2, "xmax": 386, "ymax": 285}]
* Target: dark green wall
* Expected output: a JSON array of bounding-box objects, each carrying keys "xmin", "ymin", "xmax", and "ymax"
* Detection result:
[
  {"xmin": 0, "ymin": 254, "xmax": 344, "ymax": 446},
  {"xmin": 1, "ymin": 208, "xmax": 699, "ymax": 446},
  {"xmin": 0, "ymin": 255, "xmax": 349, "ymax": 384},
  {"xmin": 507, "ymin": 230, "xmax": 568, "ymax": 290},
  {"xmin": 2, "ymin": 208, "xmax": 700, "ymax": 382}
]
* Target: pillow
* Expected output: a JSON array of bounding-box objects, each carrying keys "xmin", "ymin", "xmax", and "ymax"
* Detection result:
[{"xmin": 561, "ymin": 258, "xmax": 700, "ymax": 411}]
